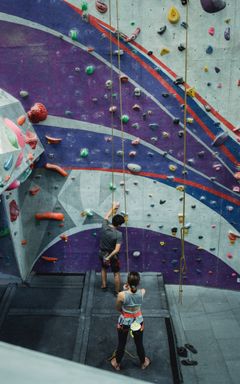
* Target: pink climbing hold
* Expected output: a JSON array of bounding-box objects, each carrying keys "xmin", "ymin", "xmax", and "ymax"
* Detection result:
[
  {"xmin": 7, "ymin": 180, "xmax": 20, "ymax": 191},
  {"xmin": 208, "ymin": 27, "xmax": 215, "ymax": 36},
  {"xmin": 25, "ymin": 130, "xmax": 38, "ymax": 149},
  {"xmin": 124, "ymin": 27, "xmax": 141, "ymax": 42},
  {"xmin": 15, "ymin": 152, "xmax": 24, "ymax": 168},
  {"xmin": 227, "ymin": 253, "xmax": 233, "ymax": 259},
  {"xmin": 234, "ymin": 172, "xmax": 240, "ymax": 180},
  {"xmin": 28, "ymin": 103, "xmax": 48, "ymax": 123},
  {"xmin": 4, "ymin": 118, "xmax": 25, "ymax": 148},
  {"xmin": 95, "ymin": 0, "xmax": 108, "ymax": 14}
]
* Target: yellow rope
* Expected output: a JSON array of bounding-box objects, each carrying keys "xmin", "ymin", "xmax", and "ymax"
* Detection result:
[
  {"xmin": 179, "ymin": 1, "xmax": 189, "ymax": 304},
  {"xmin": 116, "ymin": 0, "xmax": 129, "ymax": 272}
]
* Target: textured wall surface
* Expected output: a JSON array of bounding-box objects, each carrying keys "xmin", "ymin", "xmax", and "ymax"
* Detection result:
[{"xmin": 0, "ymin": 0, "xmax": 239, "ymax": 288}]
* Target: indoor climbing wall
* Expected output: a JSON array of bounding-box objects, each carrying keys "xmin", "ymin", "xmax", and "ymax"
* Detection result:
[{"xmin": 0, "ymin": 0, "xmax": 240, "ymax": 288}]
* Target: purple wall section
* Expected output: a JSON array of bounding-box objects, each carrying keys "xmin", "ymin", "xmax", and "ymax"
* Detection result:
[{"xmin": 34, "ymin": 228, "xmax": 239, "ymax": 290}]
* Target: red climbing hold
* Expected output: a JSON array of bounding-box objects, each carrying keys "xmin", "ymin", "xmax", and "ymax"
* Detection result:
[
  {"xmin": 10, "ymin": 200, "xmax": 20, "ymax": 222},
  {"xmin": 95, "ymin": 0, "xmax": 108, "ymax": 13},
  {"xmin": 28, "ymin": 103, "xmax": 48, "ymax": 123}
]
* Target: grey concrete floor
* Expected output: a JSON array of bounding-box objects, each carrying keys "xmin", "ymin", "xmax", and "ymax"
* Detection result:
[{"xmin": 166, "ymin": 285, "xmax": 240, "ymax": 384}]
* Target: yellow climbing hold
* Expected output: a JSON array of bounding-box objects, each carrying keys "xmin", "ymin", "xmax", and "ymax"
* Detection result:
[
  {"xmin": 160, "ymin": 48, "xmax": 170, "ymax": 56},
  {"xmin": 176, "ymin": 185, "xmax": 185, "ymax": 192},
  {"xmin": 168, "ymin": 6, "xmax": 180, "ymax": 24},
  {"xmin": 187, "ymin": 117, "xmax": 194, "ymax": 124},
  {"xmin": 169, "ymin": 164, "xmax": 177, "ymax": 172},
  {"xmin": 187, "ymin": 87, "xmax": 196, "ymax": 98},
  {"xmin": 204, "ymin": 66, "xmax": 209, "ymax": 72},
  {"xmin": 160, "ymin": 241, "xmax": 165, "ymax": 246}
]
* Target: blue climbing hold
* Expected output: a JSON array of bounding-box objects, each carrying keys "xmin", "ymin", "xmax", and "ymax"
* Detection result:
[{"xmin": 206, "ymin": 46, "xmax": 213, "ymax": 54}]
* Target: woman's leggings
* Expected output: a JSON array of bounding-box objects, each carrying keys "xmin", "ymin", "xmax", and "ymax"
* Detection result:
[{"xmin": 115, "ymin": 323, "xmax": 145, "ymax": 364}]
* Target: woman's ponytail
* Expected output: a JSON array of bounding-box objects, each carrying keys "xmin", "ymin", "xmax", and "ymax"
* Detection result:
[{"xmin": 127, "ymin": 272, "xmax": 140, "ymax": 293}]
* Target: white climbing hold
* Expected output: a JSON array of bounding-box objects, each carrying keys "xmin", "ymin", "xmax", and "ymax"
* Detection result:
[{"xmin": 127, "ymin": 163, "xmax": 142, "ymax": 173}]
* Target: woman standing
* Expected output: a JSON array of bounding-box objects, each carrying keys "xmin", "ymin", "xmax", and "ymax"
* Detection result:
[{"xmin": 111, "ymin": 271, "xmax": 151, "ymax": 370}]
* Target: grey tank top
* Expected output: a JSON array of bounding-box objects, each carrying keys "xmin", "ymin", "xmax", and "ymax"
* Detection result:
[{"xmin": 122, "ymin": 290, "xmax": 143, "ymax": 314}]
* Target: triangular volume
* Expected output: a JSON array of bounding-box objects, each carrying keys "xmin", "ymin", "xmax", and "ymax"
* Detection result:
[
  {"xmin": 83, "ymin": 211, "xmax": 104, "ymax": 225},
  {"xmin": 200, "ymin": 0, "xmax": 226, "ymax": 13}
]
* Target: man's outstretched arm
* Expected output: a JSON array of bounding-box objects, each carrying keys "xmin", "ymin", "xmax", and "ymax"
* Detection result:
[{"xmin": 104, "ymin": 201, "xmax": 120, "ymax": 220}]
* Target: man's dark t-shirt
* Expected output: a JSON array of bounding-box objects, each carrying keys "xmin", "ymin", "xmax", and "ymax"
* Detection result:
[{"xmin": 100, "ymin": 219, "xmax": 122, "ymax": 252}]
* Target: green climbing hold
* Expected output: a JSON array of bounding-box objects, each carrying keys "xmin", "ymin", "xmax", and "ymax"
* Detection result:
[
  {"xmin": 5, "ymin": 127, "xmax": 19, "ymax": 149},
  {"xmin": 81, "ymin": 1, "xmax": 88, "ymax": 11},
  {"xmin": 69, "ymin": 29, "xmax": 78, "ymax": 41},
  {"xmin": 109, "ymin": 182, "xmax": 117, "ymax": 191},
  {"xmin": 0, "ymin": 227, "xmax": 10, "ymax": 238},
  {"xmin": 85, "ymin": 65, "xmax": 95, "ymax": 75},
  {"xmin": 121, "ymin": 114, "xmax": 129, "ymax": 123},
  {"xmin": 80, "ymin": 148, "xmax": 89, "ymax": 157}
]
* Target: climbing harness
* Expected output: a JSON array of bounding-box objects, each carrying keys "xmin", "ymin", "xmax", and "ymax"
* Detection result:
[{"xmin": 178, "ymin": 0, "xmax": 189, "ymax": 304}]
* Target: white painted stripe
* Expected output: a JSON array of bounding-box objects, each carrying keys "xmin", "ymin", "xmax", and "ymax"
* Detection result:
[{"xmin": 41, "ymin": 115, "xmax": 239, "ymax": 197}]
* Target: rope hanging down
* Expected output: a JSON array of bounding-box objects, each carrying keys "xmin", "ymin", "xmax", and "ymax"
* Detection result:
[
  {"xmin": 108, "ymin": 0, "xmax": 129, "ymax": 272},
  {"xmin": 179, "ymin": 1, "xmax": 189, "ymax": 304}
]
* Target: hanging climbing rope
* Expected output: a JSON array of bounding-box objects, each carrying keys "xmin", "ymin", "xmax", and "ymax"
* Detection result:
[
  {"xmin": 114, "ymin": 0, "xmax": 130, "ymax": 272},
  {"xmin": 178, "ymin": 1, "xmax": 190, "ymax": 304}
]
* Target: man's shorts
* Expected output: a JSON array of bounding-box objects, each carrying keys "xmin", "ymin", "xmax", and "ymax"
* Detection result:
[{"xmin": 99, "ymin": 250, "xmax": 120, "ymax": 273}]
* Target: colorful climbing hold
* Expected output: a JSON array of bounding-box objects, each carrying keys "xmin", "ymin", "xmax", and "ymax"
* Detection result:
[
  {"xmin": 224, "ymin": 27, "xmax": 230, "ymax": 41},
  {"xmin": 121, "ymin": 115, "xmax": 129, "ymax": 123},
  {"xmin": 4, "ymin": 154, "xmax": 14, "ymax": 171},
  {"xmin": 95, "ymin": 0, "xmax": 108, "ymax": 13},
  {"xmin": 168, "ymin": 6, "xmax": 180, "ymax": 24},
  {"xmin": 127, "ymin": 163, "xmax": 142, "ymax": 173},
  {"xmin": 158, "ymin": 26, "xmax": 167, "ymax": 35},
  {"xmin": 208, "ymin": 27, "xmax": 215, "ymax": 36},
  {"xmin": 9, "ymin": 200, "xmax": 20, "ymax": 222},
  {"xmin": 69, "ymin": 29, "xmax": 78, "ymax": 41},
  {"xmin": 200, "ymin": 0, "xmax": 226, "ymax": 14},
  {"xmin": 160, "ymin": 48, "xmax": 170, "ymax": 56},
  {"xmin": 28, "ymin": 103, "xmax": 48, "ymax": 123},
  {"xmin": 80, "ymin": 148, "xmax": 89, "ymax": 157},
  {"xmin": 206, "ymin": 46, "xmax": 213, "ymax": 54},
  {"xmin": 85, "ymin": 65, "xmax": 95, "ymax": 75}
]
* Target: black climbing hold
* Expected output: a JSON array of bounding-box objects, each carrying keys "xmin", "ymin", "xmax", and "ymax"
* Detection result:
[
  {"xmin": 191, "ymin": 205, "xmax": 196, "ymax": 209},
  {"xmin": 142, "ymin": 113, "xmax": 147, "ymax": 120},
  {"xmin": 157, "ymin": 26, "xmax": 167, "ymax": 35},
  {"xmin": 159, "ymin": 200, "xmax": 166, "ymax": 205},
  {"xmin": 206, "ymin": 45, "xmax": 213, "ymax": 54},
  {"xmin": 178, "ymin": 130, "xmax": 184, "ymax": 138},
  {"xmin": 197, "ymin": 151, "xmax": 205, "ymax": 158},
  {"xmin": 178, "ymin": 44, "xmax": 186, "ymax": 51},
  {"xmin": 162, "ymin": 93, "xmax": 169, "ymax": 98},
  {"xmin": 171, "ymin": 227, "xmax": 178, "ymax": 233},
  {"xmin": 215, "ymin": 67, "xmax": 221, "ymax": 73},
  {"xmin": 210, "ymin": 247, "xmax": 216, "ymax": 251},
  {"xmin": 173, "ymin": 117, "xmax": 180, "ymax": 124},
  {"xmin": 200, "ymin": 0, "xmax": 226, "ymax": 14},
  {"xmin": 205, "ymin": 105, "xmax": 211, "ymax": 112},
  {"xmin": 181, "ymin": 21, "xmax": 188, "ymax": 29},
  {"xmin": 147, "ymin": 50, "xmax": 153, "ymax": 56},
  {"xmin": 198, "ymin": 236, "xmax": 203, "ymax": 239},
  {"xmin": 207, "ymin": 82, "xmax": 211, "ymax": 87},
  {"xmin": 174, "ymin": 77, "xmax": 184, "ymax": 85},
  {"xmin": 181, "ymin": 0, "xmax": 188, "ymax": 4},
  {"xmin": 149, "ymin": 123, "xmax": 159, "ymax": 130}
]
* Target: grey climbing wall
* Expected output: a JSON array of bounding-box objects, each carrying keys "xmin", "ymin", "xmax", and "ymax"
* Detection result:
[{"xmin": 0, "ymin": 0, "xmax": 239, "ymax": 288}]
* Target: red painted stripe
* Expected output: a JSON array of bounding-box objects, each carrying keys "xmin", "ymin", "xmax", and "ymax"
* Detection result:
[
  {"xmin": 64, "ymin": 1, "xmax": 237, "ymax": 164},
  {"xmin": 63, "ymin": 166, "xmax": 240, "ymax": 206}
]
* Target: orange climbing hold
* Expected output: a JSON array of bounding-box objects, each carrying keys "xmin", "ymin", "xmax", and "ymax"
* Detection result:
[
  {"xmin": 45, "ymin": 163, "xmax": 68, "ymax": 177},
  {"xmin": 35, "ymin": 212, "xmax": 65, "ymax": 221},
  {"xmin": 45, "ymin": 135, "xmax": 62, "ymax": 144},
  {"xmin": 41, "ymin": 256, "xmax": 58, "ymax": 262},
  {"xmin": 29, "ymin": 186, "xmax": 40, "ymax": 196},
  {"xmin": 17, "ymin": 115, "xmax": 26, "ymax": 126},
  {"xmin": 168, "ymin": 6, "xmax": 180, "ymax": 24},
  {"xmin": 60, "ymin": 234, "xmax": 68, "ymax": 242}
]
